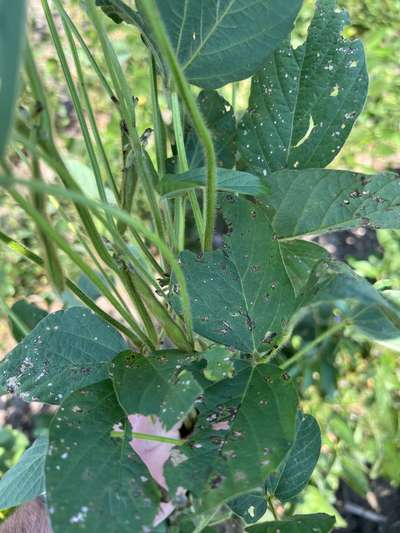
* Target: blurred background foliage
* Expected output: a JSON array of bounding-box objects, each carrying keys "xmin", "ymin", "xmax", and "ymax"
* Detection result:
[{"xmin": 0, "ymin": 0, "xmax": 399, "ymax": 530}]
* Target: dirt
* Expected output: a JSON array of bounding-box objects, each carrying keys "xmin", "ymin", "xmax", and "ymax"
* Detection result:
[
  {"xmin": 316, "ymin": 228, "xmax": 382, "ymax": 262},
  {"xmin": 336, "ymin": 479, "xmax": 400, "ymax": 532}
]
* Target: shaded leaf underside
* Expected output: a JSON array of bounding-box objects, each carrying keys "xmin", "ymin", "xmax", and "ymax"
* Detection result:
[
  {"xmin": 0, "ymin": 435, "xmax": 48, "ymax": 510},
  {"xmin": 9, "ymin": 299, "xmax": 48, "ymax": 342},
  {"xmin": 246, "ymin": 513, "xmax": 335, "ymax": 532},
  {"xmin": 160, "ymin": 167, "xmax": 269, "ymax": 199},
  {"xmin": 299, "ymin": 261, "xmax": 400, "ymax": 351},
  {"xmin": 267, "ymin": 411, "xmax": 321, "ymax": 502}
]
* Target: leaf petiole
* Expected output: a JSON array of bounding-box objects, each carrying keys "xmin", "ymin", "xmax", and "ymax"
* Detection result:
[
  {"xmin": 281, "ymin": 320, "xmax": 348, "ymax": 370},
  {"xmin": 110, "ymin": 430, "xmax": 185, "ymax": 446}
]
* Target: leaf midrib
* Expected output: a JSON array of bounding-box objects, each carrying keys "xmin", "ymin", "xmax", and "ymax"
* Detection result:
[{"xmin": 182, "ymin": 0, "xmax": 236, "ymax": 71}]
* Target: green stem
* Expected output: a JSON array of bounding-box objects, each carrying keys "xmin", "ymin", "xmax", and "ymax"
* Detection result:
[
  {"xmin": 268, "ymin": 496, "xmax": 279, "ymax": 521},
  {"xmin": 44, "ymin": 0, "xmax": 114, "ymax": 211},
  {"xmin": 29, "ymin": 129, "xmax": 65, "ymax": 294},
  {"xmin": 56, "ymin": 5, "xmax": 115, "ymax": 100},
  {"xmin": 149, "ymin": 46, "xmax": 175, "ymax": 254},
  {"xmin": 8, "ymin": 188, "xmax": 152, "ymax": 348},
  {"xmin": 2, "ymin": 175, "xmax": 194, "ymax": 350},
  {"xmin": 24, "ymin": 42, "xmax": 57, "ymax": 155},
  {"xmin": 17, "ymin": 136, "xmax": 164, "ymax": 296},
  {"xmin": 193, "ymin": 508, "xmax": 220, "ymax": 533},
  {"xmin": 281, "ymin": 321, "xmax": 347, "ymax": 370},
  {"xmin": 0, "ymin": 295, "xmax": 30, "ymax": 337},
  {"xmin": 231, "ymin": 82, "xmax": 239, "ymax": 116},
  {"xmin": 171, "ymin": 92, "xmax": 204, "ymax": 250},
  {"xmin": 110, "ymin": 430, "xmax": 185, "ymax": 446},
  {"xmin": 86, "ymin": 0, "xmax": 166, "ymax": 244},
  {"xmin": 132, "ymin": 272, "xmax": 190, "ymax": 352},
  {"xmin": 16, "ymin": 142, "xmax": 115, "ymax": 272},
  {"xmin": 126, "ymin": 226, "xmax": 165, "ymax": 278},
  {"xmin": 139, "ymin": 0, "xmax": 217, "ymax": 251},
  {"xmin": 171, "ymin": 92, "xmax": 189, "ymax": 172},
  {"xmin": 56, "ymin": 0, "xmax": 119, "ymax": 200},
  {"xmin": 119, "ymin": 268, "xmax": 158, "ymax": 348},
  {"xmin": 22, "ymin": 42, "xmax": 114, "ymax": 270},
  {"xmin": 0, "ymin": 230, "xmax": 139, "ymax": 345},
  {"xmin": 149, "ymin": 54, "xmax": 167, "ymax": 177},
  {"xmin": 47, "ymin": 195, "xmax": 130, "ymax": 312}
]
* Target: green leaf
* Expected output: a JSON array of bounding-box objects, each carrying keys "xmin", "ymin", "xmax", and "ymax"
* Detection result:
[
  {"xmin": 279, "ymin": 240, "xmax": 329, "ymax": 297},
  {"xmin": 0, "ymin": 307, "xmax": 127, "ymax": 404},
  {"xmin": 266, "ymin": 169, "xmax": 400, "ymax": 239},
  {"xmin": 245, "ymin": 513, "xmax": 335, "ymax": 532},
  {"xmin": 0, "ymin": 0, "xmax": 26, "ymax": 157},
  {"xmin": 167, "ymin": 90, "xmax": 236, "ymax": 174},
  {"xmin": 174, "ymin": 195, "xmax": 325, "ymax": 352},
  {"xmin": 46, "ymin": 380, "xmax": 160, "ymax": 532},
  {"xmin": 185, "ymin": 90, "xmax": 236, "ymax": 169},
  {"xmin": 296, "ymin": 486, "xmax": 345, "ymax": 528},
  {"xmin": 110, "ymin": 350, "xmax": 202, "ymax": 430},
  {"xmin": 201, "ymin": 346, "xmax": 235, "ymax": 382},
  {"xmin": 96, "ymin": 0, "xmax": 126, "ymax": 23},
  {"xmin": 228, "ymin": 492, "xmax": 267, "ymax": 524},
  {"xmin": 65, "ymin": 159, "xmax": 117, "ymax": 204},
  {"xmin": 238, "ymin": 0, "xmax": 368, "ymax": 173},
  {"xmin": 0, "ymin": 436, "xmax": 48, "ymax": 510},
  {"xmin": 299, "ymin": 261, "xmax": 400, "ymax": 351},
  {"xmin": 137, "ymin": 0, "xmax": 303, "ymax": 89},
  {"xmin": 8, "ymin": 299, "xmax": 48, "ymax": 342},
  {"xmin": 267, "ymin": 412, "xmax": 321, "ymax": 502},
  {"xmin": 165, "ymin": 362, "xmax": 298, "ymax": 511},
  {"xmin": 95, "ymin": 0, "xmax": 144, "ymax": 27},
  {"xmin": 340, "ymin": 456, "xmax": 369, "ymax": 497},
  {"xmin": 159, "ymin": 168, "xmax": 269, "ymax": 199},
  {"xmin": 63, "ymin": 272, "xmax": 112, "ymax": 308}
]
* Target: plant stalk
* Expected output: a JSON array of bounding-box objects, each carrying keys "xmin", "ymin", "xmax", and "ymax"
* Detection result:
[{"xmin": 138, "ymin": 0, "xmax": 217, "ymax": 251}]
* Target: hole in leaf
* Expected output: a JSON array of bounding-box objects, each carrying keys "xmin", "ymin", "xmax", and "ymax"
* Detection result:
[
  {"xmin": 330, "ymin": 84, "xmax": 340, "ymax": 97},
  {"xmin": 293, "ymin": 115, "xmax": 315, "ymax": 148}
]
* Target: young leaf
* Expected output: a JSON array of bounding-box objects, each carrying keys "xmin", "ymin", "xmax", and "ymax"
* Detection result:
[
  {"xmin": 201, "ymin": 345, "xmax": 235, "ymax": 382},
  {"xmin": 0, "ymin": 435, "xmax": 48, "ymax": 510},
  {"xmin": 0, "ymin": 0, "xmax": 26, "ymax": 157},
  {"xmin": 267, "ymin": 412, "xmax": 321, "ymax": 502},
  {"xmin": 238, "ymin": 0, "xmax": 368, "ymax": 173},
  {"xmin": 267, "ymin": 169, "xmax": 400, "ymax": 239},
  {"xmin": 246, "ymin": 513, "xmax": 335, "ymax": 532},
  {"xmin": 165, "ymin": 362, "xmax": 298, "ymax": 511},
  {"xmin": 8, "ymin": 299, "xmax": 48, "ymax": 342},
  {"xmin": 0, "ymin": 307, "xmax": 127, "ymax": 404},
  {"xmin": 110, "ymin": 350, "xmax": 202, "ymax": 430},
  {"xmin": 174, "ymin": 195, "xmax": 325, "ymax": 352},
  {"xmin": 46, "ymin": 380, "xmax": 160, "ymax": 532},
  {"xmin": 159, "ymin": 168, "xmax": 269, "ymax": 199},
  {"xmin": 228, "ymin": 491, "xmax": 267, "ymax": 525},
  {"xmin": 299, "ymin": 261, "xmax": 400, "ymax": 351},
  {"xmin": 185, "ymin": 90, "xmax": 236, "ymax": 169},
  {"xmin": 137, "ymin": 0, "xmax": 303, "ymax": 89}
]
